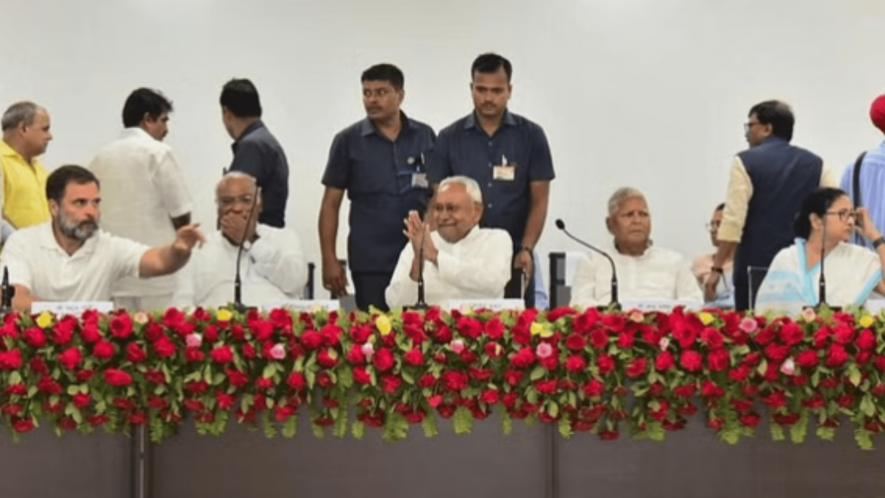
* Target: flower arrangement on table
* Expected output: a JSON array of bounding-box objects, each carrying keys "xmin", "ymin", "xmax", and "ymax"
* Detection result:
[{"xmin": 0, "ymin": 304, "xmax": 883, "ymax": 449}]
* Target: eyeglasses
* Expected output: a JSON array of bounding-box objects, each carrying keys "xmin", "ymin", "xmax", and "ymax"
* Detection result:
[
  {"xmin": 705, "ymin": 221, "xmax": 722, "ymax": 231},
  {"xmin": 743, "ymin": 121, "xmax": 763, "ymax": 132},
  {"xmin": 217, "ymin": 195, "xmax": 255, "ymax": 209},
  {"xmin": 824, "ymin": 210, "xmax": 857, "ymax": 222}
]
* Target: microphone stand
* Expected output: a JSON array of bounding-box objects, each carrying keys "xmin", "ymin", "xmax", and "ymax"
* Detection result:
[
  {"xmin": 233, "ymin": 184, "xmax": 261, "ymax": 313},
  {"xmin": 410, "ymin": 220, "xmax": 429, "ymax": 311},
  {"xmin": 814, "ymin": 210, "xmax": 839, "ymax": 311},
  {"xmin": 0, "ymin": 267, "xmax": 14, "ymax": 314},
  {"xmin": 555, "ymin": 219, "xmax": 620, "ymax": 310}
]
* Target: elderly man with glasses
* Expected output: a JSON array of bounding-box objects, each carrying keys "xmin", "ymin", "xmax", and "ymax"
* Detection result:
[{"xmin": 172, "ymin": 172, "xmax": 307, "ymax": 308}]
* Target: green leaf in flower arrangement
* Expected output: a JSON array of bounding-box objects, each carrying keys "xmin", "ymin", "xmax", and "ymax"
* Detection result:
[
  {"xmin": 770, "ymin": 423, "xmax": 785, "ymax": 442},
  {"xmin": 312, "ymin": 423, "xmax": 326, "ymax": 439},
  {"xmin": 422, "ymin": 415, "xmax": 439, "ymax": 438},
  {"xmin": 294, "ymin": 356, "xmax": 305, "ymax": 372},
  {"xmin": 790, "ymin": 414, "xmax": 808, "ymax": 443},
  {"xmin": 756, "ymin": 359, "xmax": 768, "ymax": 376},
  {"xmin": 647, "ymin": 422, "xmax": 665, "ymax": 442},
  {"xmin": 263, "ymin": 363, "xmax": 277, "ymax": 379},
  {"xmin": 720, "ymin": 428, "xmax": 740, "ymax": 445},
  {"xmin": 811, "ymin": 370, "xmax": 821, "ymax": 387},
  {"xmin": 267, "ymin": 398, "xmax": 276, "ymax": 409},
  {"xmin": 547, "ymin": 401, "xmax": 559, "ymax": 418},
  {"xmin": 849, "ymin": 364, "xmax": 862, "ymax": 387},
  {"xmin": 262, "ymin": 411, "xmax": 277, "ymax": 439},
  {"xmin": 816, "ymin": 426, "xmax": 836, "ymax": 441},
  {"xmin": 282, "ymin": 416, "xmax": 297, "ymax": 438},
  {"xmin": 500, "ymin": 410, "xmax": 513, "ymax": 436},
  {"xmin": 339, "ymin": 367, "xmax": 353, "ymax": 388},
  {"xmin": 66, "ymin": 385, "xmax": 80, "ymax": 396},
  {"xmin": 154, "ymin": 384, "xmax": 166, "ymax": 396},
  {"xmin": 184, "ymin": 371, "xmax": 202, "ymax": 383},
  {"xmin": 306, "ymin": 369, "xmax": 316, "ymax": 389},
  {"xmin": 854, "ymin": 427, "xmax": 874, "ymax": 450},
  {"xmin": 402, "ymin": 370, "xmax": 415, "ymax": 385},
  {"xmin": 241, "ymin": 394, "xmax": 254, "ymax": 414},
  {"xmin": 861, "ymin": 395, "xmax": 876, "ymax": 417},
  {"xmin": 558, "ymin": 419, "xmax": 572, "ymax": 439},
  {"xmin": 27, "ymin": 386, "xmax": 37, "ymax": 398},
  {"xmin": 454, "ymin": 406, "xmax": 474, "ymax": 435},
  {"xmin": 530, "ymin": 365, "xmax": 546, "ymax": 381},
  {"xmin": 203, "ymin": 364, "xmax": 213, "ymax": 384},
  {"xmin": 213, "ymin": 372, "xmax": 226, "ymax": 385},
  {"xmin": 351, "ymin": 420, "xmax": 365, "ymax": 440},
  {"xmin": 526, "ymin": 389, "xmax": 538, "ymax": 405},
  {"xmin": 8, "ymin": 371, "xmax": 21, "ymax": 386},
  {"xmin": 78, "ymin": 384, "xmax": 88, "ymax": 394}
]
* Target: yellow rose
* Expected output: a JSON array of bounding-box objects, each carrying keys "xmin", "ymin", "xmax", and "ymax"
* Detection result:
[
  {"xmin": 860, "ymin": 315, "xmax": 875, "ymax": 328},
  {"xmin": 36, "ymin": 311, "xmax": 53, "ymax": 329},
  {"xmin": 217, "ymin": 309, "xmax": 233, "ymax": 322},
  {"xmin": 699, "ymin": 312, "xmax": 714, "ymax": 326},
  {"xmin": 531, "ymin": 322, "xmax": 553, "ymax": 338},
  {"xmin": 376, "ymin": 314, "xmax": 392, "ymax": 336}
]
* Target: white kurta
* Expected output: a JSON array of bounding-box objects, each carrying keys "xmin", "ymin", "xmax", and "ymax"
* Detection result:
[
  {"xmin": 569, "ymin": 243, "xmax": 703, "ymax": 308},
  {"xmin": 385, "ymin": 227, "xmax": 513, "ymax": 309},
  {"xmin": 172, "ymin": 224, "xmax": 307, "ymax": 308},
  {"xmin": 88, "ymin": 127, "xmax": 193, "ymax": 297},
  {"xmin": 0, "ymin": 222, "xmax": 148, "ymax": 301}
]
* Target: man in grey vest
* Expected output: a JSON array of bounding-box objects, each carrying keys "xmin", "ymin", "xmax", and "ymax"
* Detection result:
[{"xmin": 704, "ymin": 100, "xmax": 837, "ymax": 311}]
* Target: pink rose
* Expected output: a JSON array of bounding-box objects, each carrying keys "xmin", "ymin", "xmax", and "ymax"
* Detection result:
[
  {"xmin": 269, "ymin": 344, "xmax": 286, "ymax": 360},
  {"xmin": 186, "ymin": 333, "xmax": 202, "ymax": 348},
  {"xmin": 450, "ymin": 339, "xmax": 465, "ymax": 354},
  {"xmin": 780, "ymin": 358, "xmax": 796, "ymax": 376},
  {"xmin": 739, "ymin": 318, "xmax": 758, "ymax": 333},
  {"xmin": 536, "ymin": 343, "xmax": 553, "ymax": 359}
]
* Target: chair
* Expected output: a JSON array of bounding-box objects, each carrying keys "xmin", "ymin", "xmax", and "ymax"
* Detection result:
[
  {"xmin": 303, "ymin": 263, "xmax": 316, "ymax": 299},
  {"xmin": 549, "ymin": 252, "xmax": 571, "ymax": 308},
  {"xmin": 747, "ymin": 265, "xmax": 769, "ymax": 311}
]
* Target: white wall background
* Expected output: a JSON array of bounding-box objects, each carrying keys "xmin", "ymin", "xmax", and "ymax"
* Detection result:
[{"xmin": 2, "ymin": 0, "xmax": 885, "ymax": 288}]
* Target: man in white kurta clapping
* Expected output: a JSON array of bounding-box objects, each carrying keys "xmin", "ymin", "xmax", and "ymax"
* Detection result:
[{"xmin": 385, "ymin": 176, "xmax": 512, "ymax": 308}]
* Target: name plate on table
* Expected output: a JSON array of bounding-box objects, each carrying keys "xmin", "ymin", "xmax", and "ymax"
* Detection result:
[
  {"xmin": 261, "ymin": 300, "xmax": 340, "ymax": 312},
  {"xmin": 865, "ymin": 299, "xmax": 885, "ymax": 315},
  {"xmin": 31, "ymin": 301, "xmax": 114, "ymax": 315},
  {"xmin": 444, "ymin": 298, "xmax": 525, "ymax": 312},
  {"xmin": 620, "ymin": 299, "xmax": 703, "ymax": 313}
]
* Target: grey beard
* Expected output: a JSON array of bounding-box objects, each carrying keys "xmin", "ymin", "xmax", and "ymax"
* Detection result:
[{"xmin": 57, "ymin": 215, "xmax": 98, "ymax": 241}]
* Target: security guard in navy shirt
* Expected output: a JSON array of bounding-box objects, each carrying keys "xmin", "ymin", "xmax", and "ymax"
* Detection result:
[
  {"xmin": 427, "ymin": 53, "xmax": 555, "ymax": 307},
  {"xmin": 319, "ymin": 64, "xmax": 436, "ymax": 311}
]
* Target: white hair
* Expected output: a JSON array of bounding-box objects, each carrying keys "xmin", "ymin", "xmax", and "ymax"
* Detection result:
[
  {"xmin": 439, "ymin": 175, "xmax": 483, "ymax": 203},
  {"xmin": 215, "ymin": 171, "xmax": 257, "ymax": 195},
  {"xmin": 607, "ymin": 187, "xmax": 645, "ymax": 216},
  {"xmin": 1, "ymin": 101, "xmax": 43, "ymax": 131}
]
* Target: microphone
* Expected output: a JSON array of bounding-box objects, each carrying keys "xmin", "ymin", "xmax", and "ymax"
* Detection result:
[
  {"xmin": 555, "ymin": 219, "xmax": 620, "ymax": 309},
  {"xmin": 816, "ymin": 205, "xmax": 837, "ymax": 311},
  {"xmin": 410, "ymin": 212, "xmax": 429, "ymax": 310},
  {"xmin": 234, "ymin": 183, "xmax": 261, "ymax": 313},
  {"xmin": 0, "ymin": 267, "xmax": 14, "ymax": 313}
]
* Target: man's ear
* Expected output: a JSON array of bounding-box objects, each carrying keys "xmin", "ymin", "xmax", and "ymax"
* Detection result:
[
  {"xmin": 48, "ymin": 199, "xmax": 59, "ymax": 217},
  {"xmin": 605, "ymin": 216, "xmax": 615, "ymax": 235}
]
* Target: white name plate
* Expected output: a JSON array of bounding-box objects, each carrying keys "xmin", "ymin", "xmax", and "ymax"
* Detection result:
[
  {"xmin": 621, "ymin": 299, "xmax": 703, "ymax": 313},
  {"xmin": 31, "ymin": 301, "xmax": 114, "ymax": 315},
  {"xmin": 261, "ymin": 300, "xmax": 340, "ymax": 312},
  {"xmin": 865, "ymin": 299, "xmax": 885, "ymax": 314},
  {"xmin": 444, "ymin": 299, "xmax": 525, "ymax": 312}
]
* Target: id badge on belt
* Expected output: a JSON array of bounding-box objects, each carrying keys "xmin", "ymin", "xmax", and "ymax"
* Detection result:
[{"xmin": 492, "ymin": 154, "xmax": 516, "ymax": 181}]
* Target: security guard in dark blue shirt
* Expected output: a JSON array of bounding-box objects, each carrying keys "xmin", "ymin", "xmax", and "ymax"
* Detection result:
[
  {"xmin": 427, "ymin": 53, "xmax": 555, "ymax": 307},
  {"xmin": 319, "ymin": 64, "xmax": 436, "ymax": 311}
]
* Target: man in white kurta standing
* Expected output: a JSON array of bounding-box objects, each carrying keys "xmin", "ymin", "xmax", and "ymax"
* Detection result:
[
  {"xmin": 385, "ymin": 175, "xmax": 512, "ymax": 308},
  {"xmin": 88, "ymin": 88, "xmax": 192, "ymax": 311},
  {"xmin": 570, "ymin": 187, "xmax": 702, "ymax": 307},
  {"xmin": 172, "ymin": 172, "xmax": 307, "ymax": 308}
]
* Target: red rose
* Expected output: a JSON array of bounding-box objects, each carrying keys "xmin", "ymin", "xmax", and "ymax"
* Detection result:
[
  {"xmin": 183, "ymin": 399, "xmax": 205, "ymax": 412},
  {"xmin": 812, "ymin": 325, "xmax": 831, "ymax": 348},
  {"xmin": 300, "ymin": 330, "xmax": 323, "ymax": 351},
  {"xmin": 649, "ymin": 381, "xmax": 665, "ymax": 396},
  {"xmin": 242, "ymin": 343, "xmax": 257, "ymax": 359},
  {"xmin": 510, "ymin": 347, "xmax": 536, "ymax": 369},
  {"xmin": 404, "ymin": 348, "xmax": 424, "ymax": 367},
  {"xmin": 739, "ymin": 413, "xmax": 761, "ymax": 427},
  {"xmin": 353, "ymin": 366, "xmax": 372, "ymax": 385},
  {"xmin": 1, "ymin": 403, "xmax": 23, "ymax": 415},
  {"xmin": 3, "ymin": 384, "xmax": 26, "ymax": 396},
  {"xmin": 478, "ymin": 388, "xmax": 499, "ymax": 404},
  {"xmin": 679, "ymin": 350, "xmax": 703, "ymax": 372},
  {"xmin": 706, "ymin": 417, "xmax": 725, "ymax": 430},
  {"xmin": 254, "ymin": 377, "xmax": 273, "ymax": 390},
  {"xmin": 825, "ymin": 344, "xmax": 850, "ymax": 368},
  {"xmin": 763, "ymin": 343, "xmax": 790, "ymax": 362},
  {"xmin": 564, "ymin": 354, "xmax": 587, "ymax": 373},
  {"xmin": 707, "ymin": 348, "xmax": 730, "ymax": 372},
  {"xmin": 226, "ymin": 368, "xmax": 249, "ymax": 387},
  {"xmin": 80, "ymin": 322, "xmax": 101, "ymax": 343},
  {"xmin": 372, "ymin": 348, "xmax": 394, "ymax": 372},
  {"xmin": 58, "ymin": 347, "xmax": 82, "ymax": 370},
  {"xmin": 349, "ymin": 324, "xmax": 373, "ymax": 345},
  {"xmin": 589, "ymin": 329, "xmax": 609, "ymax": 350},
  {"xmin": 616, "ymin": 332, "xmax": 635, "ymax": 349},
  {"xmin": 185, "ymin": 347, "xmax": 205, "ymax": 362},
  {"xmin": 565, "ymin": 334, "xmax": 586, "ymax": 351},
  {"xmin": 249, "ymin": 319, "xmax": 274, "ymax": 342},
  {"xmin": 145, "ymin": 369, "xmax": 166, "ymax": 384},
  {"xmin": 503, "ymin": 369, "xmax": 523, "ymax": 386},
  {"xmin": 833, "ymin": 323, "xmax": 855, "ymax": 344},
  {"xmin": 110, "ymin": 313, "xmax": 133, "ymax": 339},
  {"xmin": 104, "ymin": 368, "xmax": 132, "ymax": 387},
  {"xmin": 381, "ymin": 374, "xmax": 402, "ymax": 394},
  {"xmin": 582, "ymin": 379, "xmax": 605, "ymax": 397},
  {"xmin": 761, "ymin": 390, "xmax": 787, "ymax": 408},
  {"xmin": 417, "ymin": 373, "xmax": 437, "ymax": 388},
  {"xmin": 778, "ymin": 322, "xmax": 805, "ymax": 346},
  {"xmin": 71, "ymin": 392, "xmax": 91, "ymax": 408},
  {"xmin": 203, "ymin": 325, "xmax": 219, "ymax": 343},
  {"xmin": 209, "ymin": 345, "xmax": 234, "ymax": 364},
  {"xmin": 287, "ymin": 371, "xmax": 306, "ymax": 390},
  {"xmin": 597, "ymin": 354, "xmax": 616, "ymax": 375},
  {"xmin": 456, "ymin": 316, "xmax": 483, "ymax": 339},
  {"xmin": 317, "ymin": 349, "xmax": 339, "ymax": 368},
  {"xmin": 442, "ymin": 371, "xmax": 469, "ymax": 391},
  {"xmin": 857, "ymin": 329, "xmax": 877, "ymax": 351},
  {"xmin": 152, "ymin": 337, "xmax": 175, "ymax": 358},
  {"xmin": 0, "ymin": 349, "xmax": 22, "ymax": 370},
  {"xmin": 321, "ymin": 324, "xmax": 342, "ymax": 347},
  {"xmin": 654, "ymin": 351, "xmax": 675, "ymax": 372},
  {"xmin": 345, "ymin": 345, "xmax": 366, "ymax": 364},
  {"xmin": 858, "ymin": 351, "xmax": 873, "ymax": 365},
  {"xmin": 801, "ymin": 393, "xmax": 826, "ymax": 409},
  {"xmin": 184, "ymin": 380, "xmax": 209, "ymax": 394},
  {"xmin": 143, "ymin": 322, "xmax": 163, "ymax": 342},
  {"xmin": 535, "ymin": 379, "xmax": 558, "ymax": 395},
  {"xmin": 599, "ymin": 430, "xmax": 619, "ymax": 441},
  {"xmin": 216, "ymin": 392, "xmax": 236, "ymax": 410},
  {"xmin": 22, "ymin": 327, "xmax": 46, "ymax": 348},
  {"xmin": 484, "ymin": 342, "xmax": 503, "ymax": 359},
  {"xmin": 796, "ymin": 349, "xmax": 819, "ymax": 368},
  {"xmin": 727, "ymin": 365, "xmax": 750, "ymax": 382},
  {"xmin": 873, "ymin": 383, "xmax": 885, "ymax": 396},
  {"xmin": 433, "ymin": 325, "xmax": 453, "ymax": 344},
  {"xmin": 672, "ymin": 321, "xmax": 698, "ymax": 348},
  {"xmin": 93, "ymin": 340, "xmax": 115, "ymax": 360},
  {"xmin": 126, "ymin": 343, "xmax": 147, "ymax": 363},
  {"xmin": 469, "ymin": 367, "xmax": 493, "ymax": 381},
  {"xmin": 29, "ymin": 357, "xmax": 48, "ymax": 374},
  {"xmin": 12, "ymin": 418, "xmax": 35, "ymax": 433},
  {"xmin": 484, "ymin": 318, "xmax": 505, "ymax": 340},
  {"xmin": 700, "ymin": 380, "xmax": 725, "ymax": 398},
  {"xmin": 836, "ymin": 394, "xmax": 854, "ymax": 408},
  {"xmin": 700, "ymin": 327, "xmax": 725, "ymax": 349},
  {"xmin": 625, "ymin": 358, "xmax": 647, "ymax": 378}
]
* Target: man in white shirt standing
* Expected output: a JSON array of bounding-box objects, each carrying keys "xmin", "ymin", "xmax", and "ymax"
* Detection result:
[
  {"xmin": 88, "ymin": 88, "xmax": 192, "ymax": 311},
  {"xmin": 385, "ymin": 175, "xmax": 512, "ymax": 308},
  {"xmin": 172, "ymin": 172, "xmax": 307, "ymax": 308},
  {"xmin": 0, "ymin": 165, "xmax": 204, "ymax": 311},
  {"xmin": 570, "ymin": 187, "xmax": 702, "ymax": 308}
]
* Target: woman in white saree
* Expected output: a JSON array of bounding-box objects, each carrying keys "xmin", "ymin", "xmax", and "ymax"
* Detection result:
[{"xmin": 755, "ymin": 188, "xmax": 885, "ymax": 315}]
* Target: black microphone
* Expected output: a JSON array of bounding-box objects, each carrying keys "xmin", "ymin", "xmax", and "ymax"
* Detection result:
[
  {"xmin": 555, "ymin": 219, "xmax": 620, "ymax": 310},
  {"xmin": 0, "ymin": 267, "xmax": 14, "ymax": 313},
  {"xmin": 409, "ymin": 212, "xmax": 429, "ymax": 310},
  {"xmin": 816, "ymin": 205, "xmax": 835, "ymax": 311},
  {"xmin": 234, "ymin": 183, "xmax": 261, "ymax": 313}
]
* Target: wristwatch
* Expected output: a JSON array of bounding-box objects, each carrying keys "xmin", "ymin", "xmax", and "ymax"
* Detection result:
[
  {"xmin": 243, "ymin": 234, "xmax": 260, "ymax": 251},
  {"xmin": 711, "ymin": 266, "xmax": 724, "ymax": 274},
  {"xmin": 874, "ymin": 236, "xmax": 885, "ymax": 249},
  {"xmin": 521, "ymin": 245, "xmax": 533, "ymax": 254}
]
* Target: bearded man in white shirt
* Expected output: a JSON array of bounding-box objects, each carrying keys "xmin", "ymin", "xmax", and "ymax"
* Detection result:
[
  {"xmin": 88, "ymin": 88, "xmax": 193, "ymax": 311},
  {"xmin": 385, "ymin": 175, "xmax": 512, "ymax": 308},
  {"xmin": 172, "ymin": 172, "xmax": 306, "ymax": 308},
  {"xmin": 0, "ymin": 165, "xmax": 204, "ymax": 311},
  {"xmin": 570, "ymin": 187, "xmax": 702, "ymax": 308}
]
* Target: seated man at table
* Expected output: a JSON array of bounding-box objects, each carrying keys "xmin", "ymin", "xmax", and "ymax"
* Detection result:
[
  {"xmin": 692, "ymin": 202, "xmax": 735, "ymax": 307},
  {"xmin": 172, "ymin": 172, "xmax": 306, "ymax": 308},
  {"xmin": 385, "ymin": 175, "xmax": 512, "ymax": 308},
  {"xmin": 0, "ymin": 165, "xmax": 204, "ymax": 311},
  {"xmin": 570, "ymin": 187, "xmax": 702, "ymax": 307}
]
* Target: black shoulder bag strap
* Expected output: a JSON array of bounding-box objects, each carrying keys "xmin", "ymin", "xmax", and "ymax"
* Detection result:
[{"xmin": 852, "ymin": 151, "xmax": 867, "ymax": 244}]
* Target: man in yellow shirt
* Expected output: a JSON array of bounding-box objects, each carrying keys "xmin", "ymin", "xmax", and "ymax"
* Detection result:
[{"xmin": 0, "ymin": 102, "xmax": 52, "ymax": 228}]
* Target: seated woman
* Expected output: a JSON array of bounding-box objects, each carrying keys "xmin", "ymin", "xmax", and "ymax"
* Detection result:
[{"xmin": 755, "ymin": 187, "xmax": 885, "ymax": 315}]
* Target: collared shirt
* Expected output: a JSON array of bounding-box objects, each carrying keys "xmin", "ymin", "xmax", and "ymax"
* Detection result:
[
  {"xmin": 0, "ymin": 139, "xmax": 50, "ymax": 228},
  {"xmin": 322, "ymin": 112, "xmax": 436, "ymax": 273},
  {"xmin": 0, "ymin": 222, "xmax": 148, "ymax": 302},
  {"xmin": 384, "ymin": 226, "xmax": 513, "ymax": 308},
  {"xmin": 427, "ymin": 110, "xmax": 555, "ymax": 247},
  {"xmin": 88, "ymin": 127, "xmax": 193, "ymax": 297},
  {"xmin": 569, "ymin": 242, "xmax": 702, "ymax": 307},
  {"xmin": 229, "ymin": 121, "xmax": 289, "ymax": 228},
  {"xmin": 840, "ymin": 140, "xmax": 885, "ymax": 248},
  {"xmin": 171, "ymin": 224, "xmax": 307, "ymax": 308}
]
